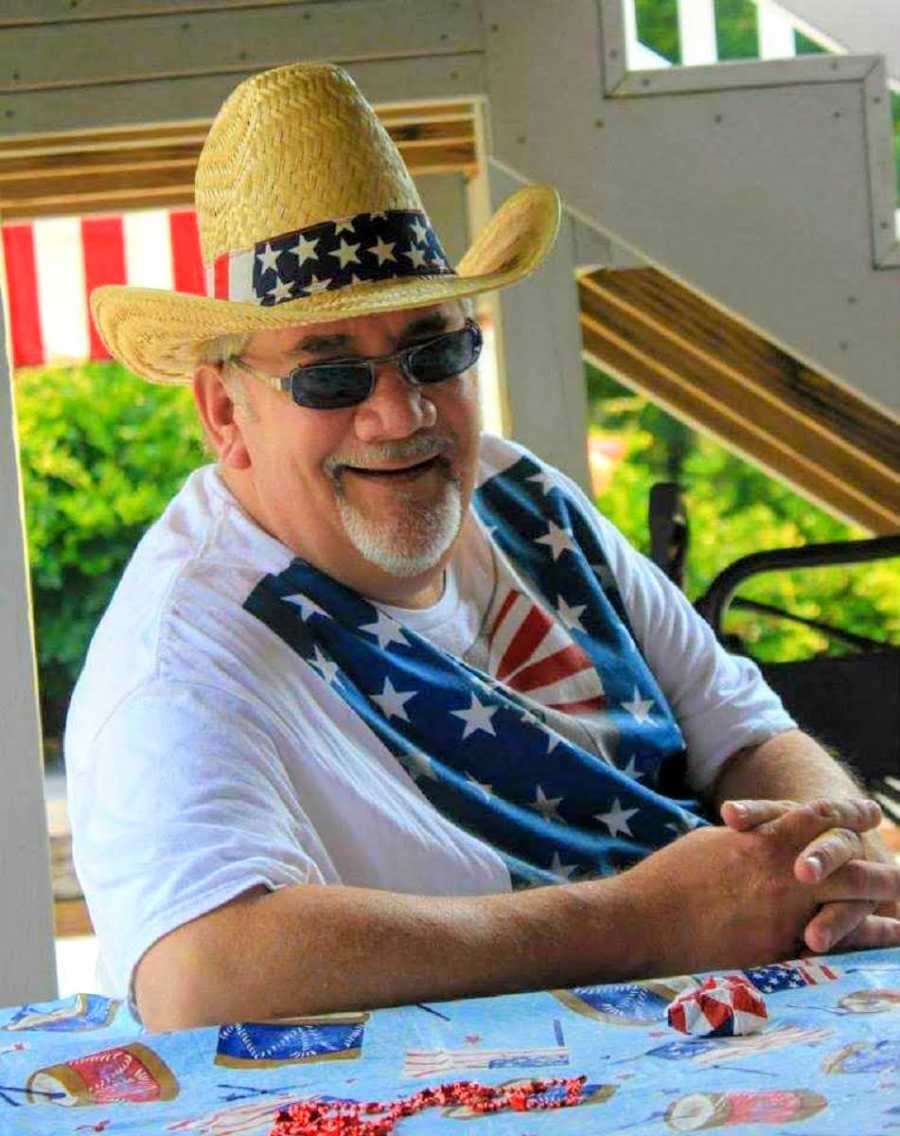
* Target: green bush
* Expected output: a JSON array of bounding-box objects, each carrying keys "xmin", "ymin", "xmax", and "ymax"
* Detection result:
[
  {"xmin": 587, "ymin": 362, "xmax": 900, "ymax": 662},
  {"xmin": 14, "ymin": 361, "xmax": 207, "ymax": 740}
]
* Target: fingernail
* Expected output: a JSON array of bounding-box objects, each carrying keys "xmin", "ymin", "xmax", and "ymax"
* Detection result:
[
  {"xmin": 805, "ymin": 853, "xmax": 825, "ymax": 879},
  {"xmin": 730, "ymin": 802, "xmax": 747, "ymax": 818}
]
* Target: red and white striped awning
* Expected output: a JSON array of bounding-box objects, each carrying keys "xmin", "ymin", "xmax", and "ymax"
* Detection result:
[{"xmin": 1, "ymin": 209, "xmax": 204, "ymax": 369}]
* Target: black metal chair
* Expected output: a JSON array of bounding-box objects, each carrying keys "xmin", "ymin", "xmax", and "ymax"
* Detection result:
[{"xmin": 649, "ymin": 485, "xmax": 900, "ymax": 820}]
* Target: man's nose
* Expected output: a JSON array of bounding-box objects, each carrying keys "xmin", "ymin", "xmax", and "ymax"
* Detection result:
[{"xmin": 352, "ymin": 363, "xmax": 437, "ymax": 442}]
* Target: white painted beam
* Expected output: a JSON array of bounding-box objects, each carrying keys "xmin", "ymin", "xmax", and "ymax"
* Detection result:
[
  {"xmin": 757, "ymin": 0, "xmax": 797, "ymax": 59},
  {"xmin": 0, "ymin": 303, "xmax": 57, "ymax": 1006},
  {"xmin": 678, "ymin": 0, "xmax": 719, "ymax": 65}
]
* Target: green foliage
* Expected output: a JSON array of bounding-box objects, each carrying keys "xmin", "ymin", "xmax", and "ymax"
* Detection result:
[
  {"xmin": 15, "ymin": 361, "xmax": 206, "ymax": 738},
  {"xmin": 635, "ymin": 0, "xmax": 681, "ymax": 63},
  {"xmin": 714, "ymin": 0, "xmax": 758, "ymax": 60},
  {"xmin": 587, "ymin": 362, "xmax": 900, "ymax": 663}
]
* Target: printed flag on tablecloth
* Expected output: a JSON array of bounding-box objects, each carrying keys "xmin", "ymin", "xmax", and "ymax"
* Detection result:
[{"xmin": 1, "ymin": 209, "xmax": 204, "ymax": 368}]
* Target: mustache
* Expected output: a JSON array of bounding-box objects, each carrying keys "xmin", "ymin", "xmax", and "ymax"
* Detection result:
[{"xmin": 325, "ymin": 432, "xmax": 454, "ymax": 474}]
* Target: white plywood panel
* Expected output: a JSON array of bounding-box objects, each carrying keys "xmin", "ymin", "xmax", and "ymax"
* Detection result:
[
  {"xmin": 482, "ymin": 0, "xmax": 900, "ymax": 419},
  {"xmin": 0, "ymin": 0, "xmax": 480, "ymax": 90},
  {"xmin": 478, "ymin": 160, "xmax": 591, "ymax": 492},
  {"xmin": 772, "ymin": 0, "xmax": 900, "ymax": 84},
  {"xmin": 0, "ymin": 53, "xmax": 485, "ymax": 135},
  {"xmin": 0, "ymin": 304, "xmax": 57, "ymax": 1005}
]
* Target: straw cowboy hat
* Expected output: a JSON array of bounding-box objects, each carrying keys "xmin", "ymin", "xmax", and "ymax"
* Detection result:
[{"xmin": 91, "ymin": 61, "xmax": 561, "ymax": 385}]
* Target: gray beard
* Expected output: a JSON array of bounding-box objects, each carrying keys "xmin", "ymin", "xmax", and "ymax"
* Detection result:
[{"xmin": 335, "ymin": 477, "xmax": 463, "ymax": 578}]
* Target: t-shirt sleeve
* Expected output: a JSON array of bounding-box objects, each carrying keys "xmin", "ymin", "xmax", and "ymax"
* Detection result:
[
  {"xmin": 552, "ymin": 469, "xmax": 797, "ymax": 792},
  {"xmin": 68, "ymin": 680, "xmax": 327, "ymax": 1010}
]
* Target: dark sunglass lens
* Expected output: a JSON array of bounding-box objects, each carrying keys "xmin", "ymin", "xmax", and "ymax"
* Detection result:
[
  {"xmin": 408, "ymin": 324, "xmax": 481, "ymax": 383},
  {"xmin": 290, "ymin": 364, "xmax": 372, "ymax": 409}
]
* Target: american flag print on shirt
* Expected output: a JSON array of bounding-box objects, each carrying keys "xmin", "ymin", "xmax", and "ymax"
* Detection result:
[
  {"xmin": 487, "ymin": 588, "xmax": 606, "ymax": 716},
  {"xmin": 244, "ymin": 442, "xmax": 708, "ymax": 886}
]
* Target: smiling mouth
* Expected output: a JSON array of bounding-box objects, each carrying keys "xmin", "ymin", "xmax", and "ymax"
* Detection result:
[{"xmin": 341, "ymin": 455, "xmax": 444, "ymax": 480}]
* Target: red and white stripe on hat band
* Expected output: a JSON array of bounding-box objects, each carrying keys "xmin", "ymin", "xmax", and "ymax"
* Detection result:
[{"xmin": 1, "ymin": 209, "xmax": 204, "ymax": 369}]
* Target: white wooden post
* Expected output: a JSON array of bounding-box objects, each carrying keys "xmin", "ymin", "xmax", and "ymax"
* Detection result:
[
  {"xmin": 468, "ymin": 156, "xmax": 591, "ymax": 492},
  {"xmin": 677, "ymin": 0, "xmax": 719, "ymax": 65},
  {"xmin": 757, "ymin": 0, "xmax": 797, "ymax": 58},
  {"xmin": 0, "ymin": 303, "xmax": 57, "ymax": 1005}
]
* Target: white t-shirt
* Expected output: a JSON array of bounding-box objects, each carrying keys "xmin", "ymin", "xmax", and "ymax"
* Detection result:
[{"xmin": 65, "ymin": 433, "xmax": 795, "ymax": 1003}]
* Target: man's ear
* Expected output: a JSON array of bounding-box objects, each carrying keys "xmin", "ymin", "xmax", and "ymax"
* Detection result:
[{"xmin": 192, "ymin": 366, "xmax": 252, "ymax": 469}]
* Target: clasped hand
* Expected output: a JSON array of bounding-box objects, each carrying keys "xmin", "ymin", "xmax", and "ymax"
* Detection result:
[{"xmin": 721, "ymin": 796, "xmax": 900, "ymax": 954}]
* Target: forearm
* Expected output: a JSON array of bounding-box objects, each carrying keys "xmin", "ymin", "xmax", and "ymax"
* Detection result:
[
  {"xmin": 144, "ymin": 876, "xmax": 645, "ymax": 1030},
  {"xmin": 709, "ymin": 728, "xmax": 864, "ymax": 812},
  {"xmin": 710, "ymin": 727, "xmax": 892, "ymax": 869}
]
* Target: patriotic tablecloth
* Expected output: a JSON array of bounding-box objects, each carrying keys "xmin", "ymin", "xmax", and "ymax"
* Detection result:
[{"xmin": 1, "ymin": 948, "xmax": 898, "ymax": 1134}]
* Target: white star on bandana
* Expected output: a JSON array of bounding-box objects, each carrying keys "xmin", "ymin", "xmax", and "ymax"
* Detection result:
[
  {"xmin": 310, "ymin": 645, "xmax": 340, "ymax": 686},
  {"xmin": 290, "ymin": 233, "xmax": 320, "ymax": 265},
  {"xmin": 305, "ymin": 274, "xmax": 332, "ymax": 295},
  {"xmin": 556, "ymin": 596, "xmax": 587, "ymax": 634},
  {"xmin": 283, "ymin": 594, "xmax": 328, "ymax": 621},
  {"xmin": 451, "ymin": 694, "xmax": 498, "ymax": 740},
  {"xmin": 550, "ymin": 851, "xmax": 579, "ymax": 880},
  {"xmin": 527, "ymin": 470, "xmax": 557, "ymax": 496},
  {"xmin": 530, "ymin": 785, "xmax": 565, "ymax": 823},
  {"xmin": 334, "ymin": 218, "xmax": 356, "ymax": 235},
  {"xmin": 410, "ymin": 217, "xmax": 429, "ymax": 245},
  {"xmin": 536, "ymin": 521, "xmax": 576, "ymax": 561},
  {"xmin": 257, "ymin": 242, "xmax": 279, "ymax": 273},
  {"xmin": 371, "ymin": 676, "xmax": 417, "ymax": 722},
  {"xmin": 466, "ymin": 773, "xmax": 493, "ymax": 801},
  {"xmin": 359, "ymin": 610, "xmax": 408, "ymax": 650},
  {"xmin": 595, "ymin": 798, "xmax": 639, "ymax": 838},
  {"xmin": 622, "ymin": 687, "xmax": 654, "ymax": 724},
  {"xmin": 619, "ymin": 755, "xmax": 644, "ymax": 781}
]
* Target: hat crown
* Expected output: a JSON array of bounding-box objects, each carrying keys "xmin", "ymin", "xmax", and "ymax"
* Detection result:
[{"xmin": 195, "ymin": 63, "xmax": 423, "ymax": 265}]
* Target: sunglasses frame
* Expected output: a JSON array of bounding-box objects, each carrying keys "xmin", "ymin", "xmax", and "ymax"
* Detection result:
[{"xmin": 228, "ymin": 317, "xmax": 482, "ymax": 410}]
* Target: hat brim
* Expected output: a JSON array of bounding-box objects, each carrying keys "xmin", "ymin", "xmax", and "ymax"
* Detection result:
[{"xmin": 91, "ymin": 184, "xmax": 561, "ymax": 384}]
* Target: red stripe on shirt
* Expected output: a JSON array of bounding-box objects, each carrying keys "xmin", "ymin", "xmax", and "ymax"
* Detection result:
[
  {"xmin": 495, "ymin": 606, "xmax": 553, "ymax": 682},
  {"xmin": 81, "ymin": 216, "xmax": 126, "ymax": 360},
  {"xmin": 169, "ymin": 210, "xmax": 205, "ymax": 295},
  {"xmin": 214, "ymin": 254, "xmax": 229, "ymax": 300},
  {"xmin": 1, "ymin": 224, "xmax": 45, "ymax": 367}
]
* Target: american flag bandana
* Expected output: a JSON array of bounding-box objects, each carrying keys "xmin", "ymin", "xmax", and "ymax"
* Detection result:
[{"xmin": 244, "ymin": 449, "xmax": 708, "ymax": 885}]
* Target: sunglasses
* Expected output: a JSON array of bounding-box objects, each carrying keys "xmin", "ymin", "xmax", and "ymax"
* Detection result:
[{"xmin": 229, "ymin": 318, "xmax": 482, "ymax": 410}]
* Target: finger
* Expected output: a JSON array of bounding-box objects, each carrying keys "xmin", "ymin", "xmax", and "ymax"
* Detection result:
[
  {"xmin": 831, "ymin": 913, "xmax": 900, "ymax": 952},
  {"xmin": 795, "ymin": 827, "xmax": 866, "ymax": 884},
  {"xmin": 720, "ymin": 799, "xmax": 797, "ymax": 831},
  {"xmin": 804, "ymin": 900, "xmax": 874, "ymax": 954},
  {"xmin": 770, "ymin": 798, "xmax": 882, "ymax": 850},
  {"xmin": 814, "ymin": 859, "xmax": 900, "ymax": 904}
]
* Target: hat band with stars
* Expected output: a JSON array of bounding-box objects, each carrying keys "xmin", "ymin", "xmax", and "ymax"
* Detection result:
[{"xmin": 206, "ymin": 209, "xmax": 456, "ymax": 305}]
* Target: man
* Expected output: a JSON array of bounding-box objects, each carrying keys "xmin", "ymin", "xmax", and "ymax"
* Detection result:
[{"xmin": 69, "ymin": 62, "xmax": 899, "ymax": 1032}]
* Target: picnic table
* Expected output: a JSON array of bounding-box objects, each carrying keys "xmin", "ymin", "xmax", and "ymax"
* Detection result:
[{"xmin": 1, "ymin": 947, "xmax": 899, "ymax": 1134}]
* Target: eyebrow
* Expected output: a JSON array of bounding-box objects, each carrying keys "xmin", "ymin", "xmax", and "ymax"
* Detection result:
[{"xmin": 286, "ymin": 311, "xmax": 454, "ymax": 358}]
